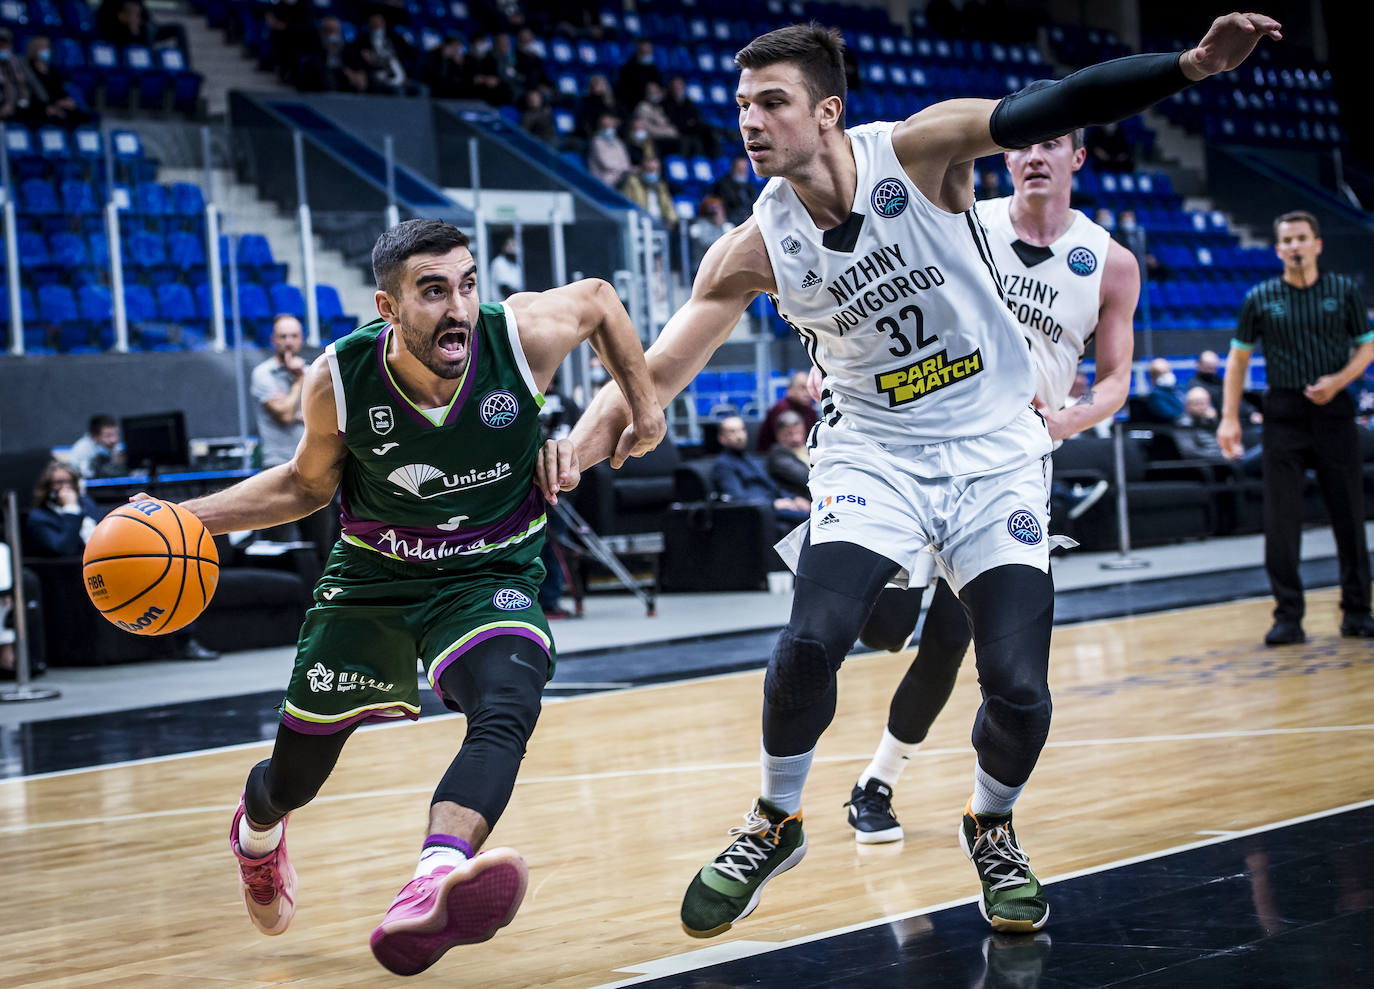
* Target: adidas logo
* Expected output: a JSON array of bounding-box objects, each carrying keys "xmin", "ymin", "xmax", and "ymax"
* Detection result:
[
  {"xmin": 817, "ymin": 512, "xmax": 840, "ymax": 527},
  {"xmin": 801, "ymin": 269, "xmax": 821, "ymax": 289}
]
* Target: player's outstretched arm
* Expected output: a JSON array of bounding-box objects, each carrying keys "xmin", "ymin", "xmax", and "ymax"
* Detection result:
[
  {"xmin": 169, "ymin": 357, "xmax": 347, "ymax": 534},
  {"xmin": 895, "ymin": 12, "xmax": 1282, "ymax": 188},
  {"xmin": 556, "ymin": 223, "xmax": 771, "ymax": 487},
  {"xmin": 511, "ymin": 277, "xmax": 664, "ymax": 463},
  {"xmin": 1042, "ymin": 239, "xmax": 1139, "ymax": 442}
]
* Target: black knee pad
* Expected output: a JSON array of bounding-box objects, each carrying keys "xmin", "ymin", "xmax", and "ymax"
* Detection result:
[
  {"xmin": 971, "ymin": 692, "xmax": 1053, "ymax": 786},
  {"xmin": 764, "ymin": 627, "xmax": 835, "ymax": 712}
]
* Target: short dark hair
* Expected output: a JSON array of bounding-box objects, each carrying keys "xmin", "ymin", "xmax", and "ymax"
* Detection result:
[
  {"xmin": 1274, "ymin": 210, "xmax": 1320, "ymax": 240},
  {"xmin": 371, "ymin": 219, "xmax": 470, "ymax": 296},
  {"xmin": 735, "ymin": 23, "xmax": 847, "ymax": 129},
  {"xmin": 88, "ymin": 414, "xmax": 116, "ymax": 435}
]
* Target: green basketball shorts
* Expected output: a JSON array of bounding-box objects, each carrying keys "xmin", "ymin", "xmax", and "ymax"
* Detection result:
[{"xmin": 280, "ymin": 542, "xmax": 554, "ymax": 735}]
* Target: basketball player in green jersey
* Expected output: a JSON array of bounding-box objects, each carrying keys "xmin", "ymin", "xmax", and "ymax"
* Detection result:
[{"xmin": 141, "ymin": 219, "xmax": 662, "ymax": 975}]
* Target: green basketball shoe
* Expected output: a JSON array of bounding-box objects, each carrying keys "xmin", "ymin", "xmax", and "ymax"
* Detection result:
[
  {"xmin": 959, "ymin": 799, "xmax": 1049, "ymax": 933},
  {"xmin": 680, "ymin": 797, "xmax": 807, "ymax": 938}
]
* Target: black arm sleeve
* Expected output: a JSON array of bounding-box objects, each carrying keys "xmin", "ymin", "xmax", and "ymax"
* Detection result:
[{"xmin": 989, "ymin": 52, "xmax": 1189, "ymax": 150}]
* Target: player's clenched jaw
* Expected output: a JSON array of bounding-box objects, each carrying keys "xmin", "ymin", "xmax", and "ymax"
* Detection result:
[
  {"xmin": 381, "ymin": 247, "xmax": 480, "ymax": 381},
  {"xmin": 736, "ymin": 65, "xmax": 836, "ymax": 180}
]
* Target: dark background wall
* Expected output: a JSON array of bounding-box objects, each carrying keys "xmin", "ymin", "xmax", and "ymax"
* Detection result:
[{"xmin": 0, "ymin": 349, "xmax": 274, "ymax": 453}]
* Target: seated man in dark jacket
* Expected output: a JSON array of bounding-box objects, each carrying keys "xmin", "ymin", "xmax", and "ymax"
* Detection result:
[{"xmin": 712, "ymin": 416, "xmax": 809, "ymax": 538}]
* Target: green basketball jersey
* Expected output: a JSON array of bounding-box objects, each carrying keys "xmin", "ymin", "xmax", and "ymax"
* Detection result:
[{"xmin": 325, "ymin": 302, "xmax": 546, "ymax": 572}]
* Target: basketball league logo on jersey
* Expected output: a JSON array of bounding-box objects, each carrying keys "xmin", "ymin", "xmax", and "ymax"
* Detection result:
[
  {"xmin": 369, "ymin": 406, "xmax": 395, "ymax": 435},
  {"xmin": 480, "ymin": 390, "xmax": 520, "ymax": 428},
  {"xmin": 871, "ymin": 178, "xmax": 908, "ymax": 218},
  {"xmin": 1066, "ymin": 247, "xmax": 1097, "ymax": 276},
  {"xmin": 492, "ymin": 588, "xmax": 533, "ymax": 611},
  {"xmin": 780, "ymin": 235, "xmax": 802, "ymax": 256},
  {"xmin": 1006, "ymin": 508, "xmax": 1043, "ymax": 545}
]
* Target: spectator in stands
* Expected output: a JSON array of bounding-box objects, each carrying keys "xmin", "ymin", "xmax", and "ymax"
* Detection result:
[
  {"xmin": 712, "ymin": 415, "xmax": 810, "ymax": 538},
  {"xmin": 422, "ymin": 32, "xmax": 476, "ymax": 100},
  {"xmin": 1113, "ymin": 209, "xmax": 1170, "ymax": 282},
  {"xmin": 587, "ymin": 112, "xmax": 632, "ymax": 188},
  {"xmin": 765, "ymin": 410, "xmax": 810, "ymax": 498},
  {"xmin": 1194, "ymin": 349, "xmax": 1260, "ymax": 424},
  {"xmin": 756, "ymin": 370, "xmax": 820, "ymax": 452},
  {"xmin": 251, "ymin": 315, "xmax": 307, "ymax": 471},
  {"xmin": 577, "ymin": 73, "xmax": 620, "ymax": 142},
  {"xmin": 301, "ymin": 17, "xmax": 367, "ymax": 93},
  {"xmin": 520, "ymin": 88, "xmax": 558, "ymax": 147},
  {"xmin": 351, "ymin": 12, "xmax": 422, "ymax": 96},
  {"xmin": 688, "ymin": 196, "xmax": 733, "ymax": 275},
  {"xmin": 616, "ymin": 39, "xmax": 661, "ymax": 111},
  {"xmin": 468, "ymin": 32, "xmax": 515, "ymax": 105},
  {"xmin": 66, "ymin": 414, "xmax": 125, "ymax": 479},
  {"xmin": 0, "ymin": 28, "xmax": 33, "ymax": 123},
  {"xmin": 977, "ymin": 169, "xmax": 1003, "ymax": 201},
  {"xmin": 619, "ymin": 156, "xmax": 677, "ymax": 231},
  {"xmin": 1086, "ymin": 121, "xmax": 1136, "ymax": 172},
  {"xmin": 631, "ymin": 81, "xmax": 681, "ymax": 159},
  {"xmin": 23, "ymin": 460, "xmax": 219, "ymax": 659},
  {"xmin": 1144, "ymin": 357, "xmax": 1185, "ymax": 422},
  {"xmin": 513, "ymin": 27, "xmax": 551, "ymax": 98},
  {"xmin": 97, "ymin": 0, "xmax": 188, "ymax": 52},
  {"xmin": 663, "ymin": 75, "xmax": 715, "ymax": 159},
  {"xmin": 20, "ymin": 36, "xmax": 87, "ymax": 125},
  {"xmin": 23, "ymin": 462, "xmax": 101, "ymax": 559},
  {"xmin": 1173, "ymin": 386, "xmax": 1225, "ymax": 459},
  {"xmin": 712, "ymin": 156, "xmax": 757, "ymax": 226},
  {"xmin": 489, "ymin": 234, "xmax": 524, "ymax": 298}
]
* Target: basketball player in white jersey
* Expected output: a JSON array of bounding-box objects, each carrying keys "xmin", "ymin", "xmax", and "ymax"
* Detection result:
[
  {"xmin": 844, "ymin": 128, "xmax": 1140, "ymax": 847},
  {"xmin": 542, "ymin": 13, "xmax": 1279, "ymax": 935}
]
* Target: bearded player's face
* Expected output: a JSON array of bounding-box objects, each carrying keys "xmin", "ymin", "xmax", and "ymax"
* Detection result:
[{"xmin": 388, "ymin": 246, "xmax": 481, "ymax": 380}]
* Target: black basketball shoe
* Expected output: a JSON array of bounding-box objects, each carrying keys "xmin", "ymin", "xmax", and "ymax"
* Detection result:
[{"xmin": 845, "ymin": 778, "xmax": 904, "ymax": 844}]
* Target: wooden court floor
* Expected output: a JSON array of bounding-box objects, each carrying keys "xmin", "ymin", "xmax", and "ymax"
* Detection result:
[{"xmin": 2, "ymin": 588, "xmax": 1372, "ymax": 988}]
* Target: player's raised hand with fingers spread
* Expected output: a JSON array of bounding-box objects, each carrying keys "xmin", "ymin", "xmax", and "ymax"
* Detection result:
[{"xmin": 1180, "ymin": 12, "xmax": 1283, "ymax": 81}]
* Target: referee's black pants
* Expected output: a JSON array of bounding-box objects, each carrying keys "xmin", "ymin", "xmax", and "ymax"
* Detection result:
[{"xmin": 1261, "ymin": 389, "xmax": 1370, "ymax": 624}]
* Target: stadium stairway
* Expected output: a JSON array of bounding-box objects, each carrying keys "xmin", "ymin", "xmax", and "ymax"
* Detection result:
[
  {"xmin": 153, "ymin": 0, "xmax": 292, "ymax": 117},
  {"xmin": 158, "ymin": 165, "xmax": 377, "ymax": 329}
]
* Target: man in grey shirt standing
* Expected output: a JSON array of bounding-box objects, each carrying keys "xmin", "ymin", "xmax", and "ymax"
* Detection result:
[
  {"xmin": 251, "ymin": 315, "xmax": 307, "ymax": 469},
  {"xmin": 250, "ymin": 314, "xmax": 335, "ymax": 565}
]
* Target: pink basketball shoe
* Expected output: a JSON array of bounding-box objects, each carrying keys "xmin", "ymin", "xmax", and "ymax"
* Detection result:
[
  {"xmin": 229, "ymin": 797, "xmax": 297, "ymax": 936},
  {"xmin": 369, "ymin": 848, "xmax": 529, "ymax": 976}
]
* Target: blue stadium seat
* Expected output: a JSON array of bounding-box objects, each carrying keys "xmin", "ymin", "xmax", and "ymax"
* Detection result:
[
  {"xmin": 127, "ymin": 229, "xmax": 167, "ymax": 269},
  {"xmin": 169, "ymin": 182, "xmax": 205, "ymax": 217},
  {"xmin": 88, "ymin": 41, "xmax": 131, "ymax": 106},
  {"xmin": 269, "ymin": 282, "xmax": 306, "ymax": 319},
  {"xmin": 48, "ymin": 232, "xmax": 90, "ymax": 268},
  {"xmin": 134, "ymin": 181, "xmax": 169, "ymax": 216},
  {"xmin": 77, "ymin": 283, "xmax": 112, "ymax": 323},
  {"xmin": 156, "ymin": 282, "xmax": 199, "ymax": 323},
  {"xmin": 19, "ymin": 179, "xmax": 61, "ymax": 215},
  {"xmin": 167, "ymin": 231, "xmax": 206, "ymax": 272},
  {"xmin": 236, "ymin": 234, "xmax": 276, "ymax": 268},
  {"xmin": 38, "ymin": 284, "xmax": 80, "ymax": 324},
  {"xmin": 316, "ymin": 283, "xmax": 358, "ymax": 338},
  {"xmin": 18, "ymin": 231, "xmax": 51, "ymax": 267},
  {"xmin": 124, "ymin": 283, "xmax": 157, "ymax": 323},
  {"xmin": 61, "ymin": 179, "xmax": 100, "ymax": 215}
]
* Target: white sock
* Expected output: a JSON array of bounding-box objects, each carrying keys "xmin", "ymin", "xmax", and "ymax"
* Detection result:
[
  {"xmin": 760, "ymin": 741, "xmax": 814, "ymax": 816},
  {"xmin": 970, "ymin": 763, "xmax": 1023, "ymax": 817},
  {"xmin": 237, "ymin": 815, "xmax": 283, "ymax": 858},
  {"xmin": 858, "ymin": 728, "xmax": 921, "ymax": 789},
  {"xmin": 412, "ymin": 834, "xmax": 472, "ymax": 879}
]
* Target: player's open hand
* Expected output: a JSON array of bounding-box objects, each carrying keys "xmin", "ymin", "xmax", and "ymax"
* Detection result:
[
  {"xmin": 1181, "ymin": 13, "xmax": 1282, "ymax": 81},
  {"xmin": 535, "ymin": 438, "xmax": 580, "ymax": 505},
  {"xmin": 610, "ymin": 408, "xmax": 667, "ymax": 468},
  {"xmin": 1216, "ymin": 417, "xmax": 1245, "ymax": 459}
]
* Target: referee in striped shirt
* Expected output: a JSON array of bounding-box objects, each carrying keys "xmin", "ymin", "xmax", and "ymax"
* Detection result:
[{"xmin": 1218, "ymin": 210, "xmax": 1374, "ymax": 645}]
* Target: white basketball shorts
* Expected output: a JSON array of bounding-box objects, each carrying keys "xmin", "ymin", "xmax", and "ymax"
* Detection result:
[{"xmin": 775, "ymin": 407, "xmax": 1053, "ymax": 594}]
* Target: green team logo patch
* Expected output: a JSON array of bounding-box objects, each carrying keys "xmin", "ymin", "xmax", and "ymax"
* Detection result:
[
  {"xmin": 480, "ymin": 390, "xmax": 520, "ymax": 428},
  {"xmin": 493, "ymin": 588, "xmax": 533, "ymax": 611}
]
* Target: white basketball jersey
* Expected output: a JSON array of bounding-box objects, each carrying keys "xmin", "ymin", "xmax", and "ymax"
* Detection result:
[
  {"xmin": 754, "ymin": 122, "xmax": 1035, "ymax": 447},
  {"xmin": 975, "ymin": 196, "xmax": 1110, "ymax": 410}
]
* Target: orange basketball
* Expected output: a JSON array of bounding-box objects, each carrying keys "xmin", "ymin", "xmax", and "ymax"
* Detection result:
[{"xmin": 82, "ymin": 499, "xmax": 219, "ymax": 635}]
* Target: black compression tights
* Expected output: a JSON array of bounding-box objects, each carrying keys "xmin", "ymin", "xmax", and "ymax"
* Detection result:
[
  {"xmin": 243, "ymin": 636, "xmax": 548, "ymax": 829},
  {"xmin": 887, "ymin": 578, "xmax": 973, "ymax": 744},
  {"xmin": 762, "ymin": 539, "xmax": 897, "ymax": 756}
]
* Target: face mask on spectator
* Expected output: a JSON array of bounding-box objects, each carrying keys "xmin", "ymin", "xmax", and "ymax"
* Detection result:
[
  {"xmin": 0, "ymin": 50, "xmax": 10, "ymax": 61},
  {"xmin": 631, "ymin": 128, "xmax": 647, "ymax": 142},
  {"xmin": 643, "ymin": 171, "xmax": 659, "ymax": 183},
  {"xmin": 37, "ymin": 48, "xmax": 51, "ymax": 63},
  {"xmin": 1156, "ymin": 372, "xmax": 1177, "ymax": 389},
  {"xmin": 598, "ymin": 127, "xmax": 616, "ymax": 140},
  {"xmin": 639, "ymin": 54, "xmax": 653, "ymax": 65}
]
